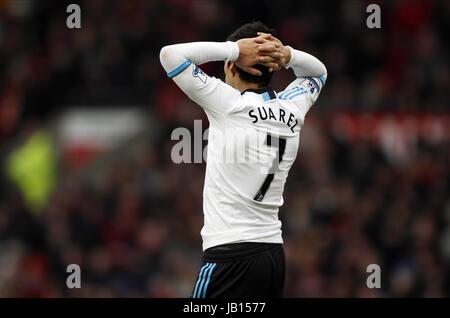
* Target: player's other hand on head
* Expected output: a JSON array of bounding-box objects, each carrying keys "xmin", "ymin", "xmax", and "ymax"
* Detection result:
[{"xmin": 236, "ymin": 35, "xmax": 284, "ymax": 76}]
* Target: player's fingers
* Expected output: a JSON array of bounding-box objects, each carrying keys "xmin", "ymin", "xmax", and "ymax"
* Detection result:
[
  {"xmin": 243, "ymin": 66, "xmax": 262, "ymax": 76},
  {"xmin": 257, "ymin": 32, "xmax": 282, "ymax": 45},
  {"xmin": 268, "ymin": 35, "xmax": 283, "ymax": 46},
  {"xmin": 255, "ymin": 33, "xmax": 278, "ymax": 46},
  {"xmin": 257, "ymin": 32, "xmax": 272, "ymax": 39},
  {"xmin": 260, "ymin": 50, "xmax": 283, "ymax": 59},
  {"xmin": 258, "ymin": 55, "xmax": 275, "ymax": 63},
  {"xmin": 258, "ymin": 43, "xmax": 280, "ymax": 53},
  {"xmin": 254, "ymin": 35, "xmax": 272, "ymax": 45},
  {"xmin": 254, "ymin": 37, "xmax": 267, "ymax": 44},
  {"xmin": 261, "ymin": 62, "xmax": 281, "ymax": 70},
  {"xmin": 255, "ymin": 38, "xmax": 282, "ymax": 52}
]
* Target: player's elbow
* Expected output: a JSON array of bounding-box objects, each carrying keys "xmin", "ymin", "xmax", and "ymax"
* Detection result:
[
  {"xmin": 159, "ymin": 45, "xmax": 173, "ymax": 65},
  {"xmin": 160, "ymin": 45, "xmax": 181, "ymax": 73},
  {"xmin": 318, "ymin": 61, "xmax": 328, "ymax": 85},
  {"xmin": 319, "ymin": 60, "xmax": 327, "ymax": 77}
]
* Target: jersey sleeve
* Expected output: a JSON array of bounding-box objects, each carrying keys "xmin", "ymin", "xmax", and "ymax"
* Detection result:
[
  {"xmin": 168, "ymin": 61, "xmax": 243, "ymax": 117},
  {"xmin": 277, "ymin": 47, "xmax": 327, "ymax": 113},
  {"xmin": 278, "ymin": 74, "xmax": 327, "ymax": 110},
  {"xmin": 160, "ymin": 42, "xmax": 243, "ymax": 118}
]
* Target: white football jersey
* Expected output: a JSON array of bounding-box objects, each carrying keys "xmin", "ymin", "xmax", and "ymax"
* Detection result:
[{"xmin": 169, "ymin": 61, "xmax": 326, "ymax": 250}]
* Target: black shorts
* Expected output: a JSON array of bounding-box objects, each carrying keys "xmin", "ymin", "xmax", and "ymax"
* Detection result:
[{"xmin": 191, "ymin": 242, "xmax": 285, "ymax": 298}]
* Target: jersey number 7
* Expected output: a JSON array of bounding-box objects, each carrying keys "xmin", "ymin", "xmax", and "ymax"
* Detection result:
[{"xmin": 253, "ymin": 134, "xmax": 287, "ymax": 202}]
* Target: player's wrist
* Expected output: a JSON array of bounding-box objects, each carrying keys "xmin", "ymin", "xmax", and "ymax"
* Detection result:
[
  {"xmin": 283, "ymin": 46, "xmax": 294, "ymax": 69},
  {"xmin": 283, "ymin": 46, "xmax": 291, "ymax": 65},
  {"xmin": 226, "ymin": 41, "xmax": 239, "ymax": 62}
]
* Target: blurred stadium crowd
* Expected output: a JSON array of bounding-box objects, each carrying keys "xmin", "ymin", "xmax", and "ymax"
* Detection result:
[{"xmin": 0, "ymin": 0, "xmax": 449, "ymax": 297}]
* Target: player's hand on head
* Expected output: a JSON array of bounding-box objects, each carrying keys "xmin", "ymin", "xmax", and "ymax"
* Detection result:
[
  {"xmin": 235, "ymin": 37, "xmax": 284, "ymax": 75},
  {"xmin": 255, "ymin": 32, "xmax": 291, "ymax": 71}
]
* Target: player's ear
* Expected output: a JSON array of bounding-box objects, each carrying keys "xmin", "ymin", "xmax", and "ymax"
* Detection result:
[
  {"xmin": 229, "ymin": 62, "xmax": 238, "ymax": 76},
  {"xmin": 224, "ymin": 61, "xmax": 231, "ymax": 73}
]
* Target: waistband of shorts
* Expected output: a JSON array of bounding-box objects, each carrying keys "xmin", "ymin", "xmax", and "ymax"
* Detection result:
[{"xmin": 203, "ymin": 242, "xmax": 282, "ymax": 262}]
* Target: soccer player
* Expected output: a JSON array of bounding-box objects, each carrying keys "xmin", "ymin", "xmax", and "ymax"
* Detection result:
[{"xmin": 159, "ymin": 22, "xmax": 327, "ymax": 297}]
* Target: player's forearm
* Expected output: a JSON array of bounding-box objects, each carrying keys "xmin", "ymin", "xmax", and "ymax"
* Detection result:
[
  {"xmin": 284, "ymin": 47, "xmax": 327, "ymax": 78},
  {"xmin": 159, "ymin": 41, "xmax": 239, "ymax": 75}
]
